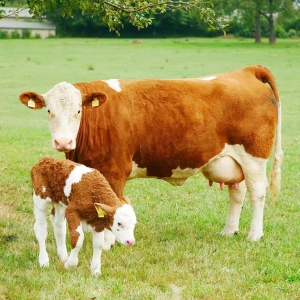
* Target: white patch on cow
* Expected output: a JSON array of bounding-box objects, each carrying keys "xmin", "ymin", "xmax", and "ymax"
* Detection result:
[
  {"xmin": 42, "ymin": 82, "xmax": 83, "ymax": 151},
  {"xmin": 110, "ymin": 204, "xmax": 136, "ymax": 246},
  {"xmin": 171, "ymin": 166, "xmax": 201, "ymax": 178},
  {"xmin": 64, "ymin": 165, "xmax": 93, "ymax": 197},
  {"xmin": 129, "ymin": 161, "xmax": 148, "ymax": 178},
  {"xmin": 102, "ymin": 79, "xmax": 122, "ymax": 92},
  {"xmin": 42, "ymin": 186, "xmax": 46, "ymax": 193},
  {"xmin": 200, "ymin": 75, "xmax": 217, "ymax": 81},
  {"xmin": 204, "ymin": 143, "xmax": 268, "ymax": 241}
]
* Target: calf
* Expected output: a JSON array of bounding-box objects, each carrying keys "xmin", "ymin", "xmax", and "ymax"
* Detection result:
[{"xmin": 31, "ymin": 157, "xmax": 137, "ymax": 275}]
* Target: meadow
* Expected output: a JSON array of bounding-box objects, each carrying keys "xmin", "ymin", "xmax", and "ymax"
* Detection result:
[{"xmin": 0, "ymin": 37, "xmax": 300, "ymax": 299}]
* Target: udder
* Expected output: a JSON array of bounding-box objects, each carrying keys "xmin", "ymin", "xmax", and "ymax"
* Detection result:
[{"xmin": 201, "ymin": 156, "xmax": 244, "ymax": 190}]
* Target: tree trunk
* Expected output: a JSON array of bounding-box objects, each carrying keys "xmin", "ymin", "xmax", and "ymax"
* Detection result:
[
  {"xmin": 268, "ymin": 0, "xmax": 276, "ymax": 44},
  {"xmin": 254, "ymin": 12, "xmax": 262, "ymax": 43}
]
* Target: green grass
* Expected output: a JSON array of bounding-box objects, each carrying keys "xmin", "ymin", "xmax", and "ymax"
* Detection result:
[{"xmin": 1, "ymin": 37, "xmax": 300, "ymax": 299}]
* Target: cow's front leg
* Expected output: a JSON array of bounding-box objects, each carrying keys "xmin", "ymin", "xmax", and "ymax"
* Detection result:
[
  {"xmin": 221, "ymin": 180, "xmax": 247, "ymax": 236},
  {"xmin": 90, "ymin": 230, "xmax": 105, "ymax": 275}
]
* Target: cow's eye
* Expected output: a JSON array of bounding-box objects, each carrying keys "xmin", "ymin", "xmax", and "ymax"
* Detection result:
[
  {"xmin": 78, "ymin": 110, "xmax": 81, "ymax": 114},
  {"xmin": 47, "ymin": 109, "xmax": 50, "ymax": 114},
  {"xmin": 118, "ymin": 222, "xmax": 122, "ymax": 227}
]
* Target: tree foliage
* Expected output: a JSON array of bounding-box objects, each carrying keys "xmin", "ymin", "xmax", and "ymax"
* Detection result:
[{"xmin": 0, "ymin": 0, "xmax": 226, "ymax": 34}]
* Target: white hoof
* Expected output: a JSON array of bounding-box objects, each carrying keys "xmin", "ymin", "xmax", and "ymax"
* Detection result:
[
  {"xmin": 64, "ymin": 257, "xmax": 78, "ymax": 269},
  {"xmin": 39, "ymin": 254, "xmax": 49, "ymax": 267},
  {"xmin": 247, "ymin": 231, "xmax": 263, "ymax": 242}
]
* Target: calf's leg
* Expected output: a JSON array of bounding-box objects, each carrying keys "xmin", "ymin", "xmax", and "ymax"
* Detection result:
[
  {"xmin": 33, "ymin": 194, "xmax": 50, "ymax": 267},
  {"xmin": 64, "ymin": 209, "xmax": 83, "ymax": 269},
  {"xmin": 90, "ymin": 230, "xmax": 105, "ymax": 275},
  {"xmin": 50, "ymin": 204, "xmax": 68, "ymax": 262}
]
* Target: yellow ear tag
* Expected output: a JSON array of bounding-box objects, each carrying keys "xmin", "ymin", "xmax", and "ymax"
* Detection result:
[
  {"xmin": 94, "ymin": 204, "xmax": 105, "ymax": 218},
  {"xmin": 28, "ymin": 99, "xmax": 35, "ymax": 108},
  {"xmin": 92, "ymin": 98, "xmax": 99, "ymax": 107},
  {"xmin": 121, "ymin": 198, "xmax": 126, "ymax": 204}
]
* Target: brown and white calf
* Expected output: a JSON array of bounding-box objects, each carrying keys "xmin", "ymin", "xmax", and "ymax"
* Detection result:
[
  {"xmin": 31, "ymin": 157, "xmax": 137, "ymax": 275},
  {"xmin": 21, "ymin": 65, "xmax": 283, "ymax": 241}
]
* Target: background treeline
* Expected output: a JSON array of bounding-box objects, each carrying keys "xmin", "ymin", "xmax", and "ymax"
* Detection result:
[{"xmin": 46, "ymin": 0, "xmax": 300, "ymax": 39}]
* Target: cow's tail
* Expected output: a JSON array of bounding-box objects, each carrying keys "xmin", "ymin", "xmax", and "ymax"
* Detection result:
[
  {"xmin": 251, "ymin": 65, "xmax": 283, "ymax": 202},
  {"xmin": 269, "ymin": 99, "xmax": 283, "ymax": 203}
]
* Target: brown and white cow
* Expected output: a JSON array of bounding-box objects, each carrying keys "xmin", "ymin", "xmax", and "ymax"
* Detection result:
[
  {"xmin": 20, "ymin": 65, "xmax": 283, "ymax": 241},
  {"xmin": 31, "ymin": 157, "xmax": 136, "ymax": 275}
]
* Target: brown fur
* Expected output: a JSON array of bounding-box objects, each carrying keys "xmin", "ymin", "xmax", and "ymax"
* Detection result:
[
  {"xmin": 64, "ymin": 65, "xmax": 280, "ymax": 198},
  {"xmin": 31, "ymin": 157, "xmax": 123, "ymax": 247}
]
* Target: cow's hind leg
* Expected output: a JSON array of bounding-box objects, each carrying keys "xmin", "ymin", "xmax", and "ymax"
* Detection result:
[
  {"xmin": 244, "ymin": 159, "xmax": 269, "ymax": 242},
  {"xmin": 221, "ymin": 180, "xmax": 247, "ymax": 236},
  {"xmin": 33, "ymin": 193, "xmax": 51, "ymax": 267},
  {"xmin": 50, "ymin": 204, "xmax": 68, "ymax": 262}
]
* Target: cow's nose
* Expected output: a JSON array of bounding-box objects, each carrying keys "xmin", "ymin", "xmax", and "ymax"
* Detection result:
[
  {"xmin": 126, "ymin": 240, "xmax": 135, "ymax": 246},
  {"xmin": 54, "ymin": 138, "xmax": 72, "ymax": 151}
]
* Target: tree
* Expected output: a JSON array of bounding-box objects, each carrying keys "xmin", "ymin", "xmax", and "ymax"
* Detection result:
[{"xmin": 0, "ymin": 0, "xmax": 226, "ymax": 34}]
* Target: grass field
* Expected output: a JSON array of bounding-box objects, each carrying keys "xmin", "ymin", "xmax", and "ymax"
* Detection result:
[{"xmin": 0, "ymin": 37, "xmax": 300, "ymax": 299}]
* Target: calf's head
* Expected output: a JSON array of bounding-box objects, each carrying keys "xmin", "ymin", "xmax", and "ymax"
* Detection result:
[
  {"xmin": 95, "ymin": 203, "xmax": 137, "ymax": 246},
  {"xmin": 19, "ymin": 82, "xmax": 107, "ymax": 152}
]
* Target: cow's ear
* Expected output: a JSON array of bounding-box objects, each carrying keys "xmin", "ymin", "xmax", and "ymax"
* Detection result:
[
  {"xmin": 19, "ymin": 92, "xmax": 45, "ymax": 109},
  {"xmin": 82, "ymin": 92, "xmax": 107, "ymax": 108}
]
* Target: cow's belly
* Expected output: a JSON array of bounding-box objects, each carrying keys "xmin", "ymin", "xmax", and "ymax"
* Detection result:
[{"xmin": 128, "ymin": 144, "xmax": 246, "ymax": 186}]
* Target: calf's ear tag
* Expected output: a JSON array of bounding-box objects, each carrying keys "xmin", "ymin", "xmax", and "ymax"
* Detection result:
[
  {"xmin": 28, "ymin": 99, "xmax": 35, "ymax": 108},
  {"xmin": 94, "ymin": 204, "xmax": 105, "ymax": 218},
  {"xmin": 92, "ymin": 98, "xmax": 99, "ymax": 107}
]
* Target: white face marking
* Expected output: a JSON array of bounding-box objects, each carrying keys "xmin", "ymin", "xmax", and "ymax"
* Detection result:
[
  {"xmin": 111, "ymin": 204, "xmax": 136, "ymax": 246},
  {"xmin": 64, "ymin": 165, "xmax": 93, "ymax": 197},
  {"xmin": 101, "ymin": 79, "xmax": 122, "ymax": 92},
  {"xmin": 42, "ymin": 186, "xmax": 46, "ymax": 193},
  {"xmin": 42, "ymin": 82, "xmax": 82, "ymax": 151},
  {"xmin": 200, "ymin": 75, "xmax": 217, "ymax": 81}
]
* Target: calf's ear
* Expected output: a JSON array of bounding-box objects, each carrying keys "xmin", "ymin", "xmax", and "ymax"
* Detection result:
[
  {"xmin": 82, "ymin": 92, "xmax": 107, "ymax": 108},
  {"xmin": 94, "ymin": 203, "xmax": 116, "ymax": 217},
  {"xmin": 19, "ymin": 92, "xmax": 45, "ymax": 109}
]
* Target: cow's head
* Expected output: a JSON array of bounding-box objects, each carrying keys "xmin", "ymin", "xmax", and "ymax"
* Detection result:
[
  {"xmin": 19, "ymin": 82, "xmax": 107, "ymax": 152},
  {"xmin": 95, "ymin": 203, "xmax": 137, "ymax": 246}
]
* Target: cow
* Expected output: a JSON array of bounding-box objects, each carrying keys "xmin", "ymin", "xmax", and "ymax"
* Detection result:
[
  {"xmin": 20, "ymin": 65, "xmax": 283, "ymax": 242},
  {"xmin": 31, "ymin": 157, "xmax": 137, "ymax": 275}
]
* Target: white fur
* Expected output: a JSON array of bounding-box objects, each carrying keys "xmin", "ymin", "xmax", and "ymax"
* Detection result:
[
  {"xmin": 64, "ymin": 165, "xmax": 93, "ymax": 197},
  {"xmin": 200, "ymin": 75, "xmax": 217, "ymax": 81},
  {"xmin": 33, "ymin": 193, "xmax": 52, "ymax": 267},
  {"xmin": 110, "ymin": 204, "xmax": 137, "ymax": 246},
  {"xmin": 129, "ymin": 161, "xmax": 147, "ymax": 178},
  {"xmin": 101, "ymin": 79, "xmax": 122, "ymax": 92},
  {"xmin": 50, "ymin": 203, "xmax": 68, "ymax": 261},
  {"xmin": 42, "ymin": 82, "xmax": 82, "ymax": 151}
]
